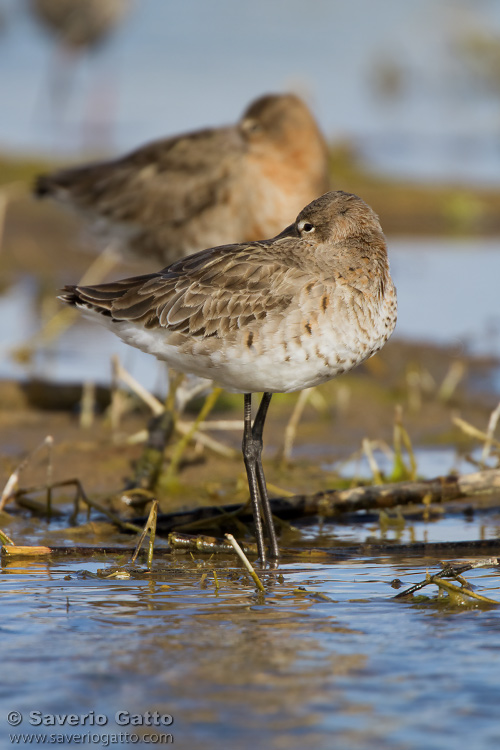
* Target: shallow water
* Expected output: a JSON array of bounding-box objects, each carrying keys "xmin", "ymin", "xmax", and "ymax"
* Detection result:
[
  {"xmin": 332, "ymin": 445, "xmax": 493, "ymax": 487},
  {"xmin": 2, "ymin": 528, "xmax": 500, "ymax": 750},
  {"xmin": 390, "ymin": 238, "xmax": 500, "ymax": 357}
]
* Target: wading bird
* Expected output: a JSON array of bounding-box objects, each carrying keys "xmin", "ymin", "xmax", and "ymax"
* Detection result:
[
  {"xmin": 28, "ymin": 0, "xmax": 130, "ymax": 148},
  {"xmin": 59, "ymin": 191, "xmax": 397, "ymax": 564},
  {"xmin": 29, "ymin": 0, "xmax": 129, "ymax": 50}
]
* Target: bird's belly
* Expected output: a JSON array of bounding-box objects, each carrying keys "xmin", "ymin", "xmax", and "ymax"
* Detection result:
[{"xmin": 109, "ymin": 317, "xmax": 388, "ymax": 394}]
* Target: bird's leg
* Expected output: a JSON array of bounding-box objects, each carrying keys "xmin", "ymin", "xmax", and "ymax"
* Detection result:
[
  {"xmin": 251, "ymin": 392, "xmax": 279, "ymax": 560},
  {"xmin": 242, "ymin": 393, "xmax": 279, "ymax": 565},
  {"xmin": 243, "ymin": 393, "xmax": 267, "ymax": 563}
]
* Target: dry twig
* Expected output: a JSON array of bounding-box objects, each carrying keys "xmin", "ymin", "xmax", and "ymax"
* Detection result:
[
  {"xmin": 225, "ymin": 533, "xmax": 265, "ymax": 591},
  {"xmin": 150, "ymin": 468, "xmax": 500, "ymax": 534},
  {"xmin": 130, "ymin": 499, "xmax": 159, "ymax": 568},
  {"xmin": 0, "ymin": 435, "xmax": 54, "ymax": 512},
  {"xmin": 394, "ymin": 559, "xmax": 499, "ymax": 603}
]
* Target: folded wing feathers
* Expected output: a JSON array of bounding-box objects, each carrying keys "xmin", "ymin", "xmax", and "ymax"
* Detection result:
[{"xmin": 61, "ymin": 242, "xmax": 299, "ymax": 337}]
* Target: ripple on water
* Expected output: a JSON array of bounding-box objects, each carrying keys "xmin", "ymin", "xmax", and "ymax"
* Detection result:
[{"xmin": 2, "ymin": 547, "xmax": 500, "ymax": 750}]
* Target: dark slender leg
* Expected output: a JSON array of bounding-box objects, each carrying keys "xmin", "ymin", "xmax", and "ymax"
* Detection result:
[
  {"xmin": 243, "ymin": 394, "xmax": 266, "ymax": 562},
  {"xmin": 242, "ymin": 392, "xmax": 279, "ymax": 564},
  {"xmin": 251, "ymin": 393, "xmax": 279, "ymax": 559}
]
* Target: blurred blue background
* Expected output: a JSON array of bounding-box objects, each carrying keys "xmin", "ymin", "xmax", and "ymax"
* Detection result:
[{"xmin": 1, "ymin": 0, "xmax": 500, "ymax": 182}]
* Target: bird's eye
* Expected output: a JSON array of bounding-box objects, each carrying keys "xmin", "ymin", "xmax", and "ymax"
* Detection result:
[
  {"xmin": 300, "ymin": 222, "xmax": 315, "ymax": 233},
  {"xmin": 241, "ymin": 118, "xmax": 261, "ymax": 134}
]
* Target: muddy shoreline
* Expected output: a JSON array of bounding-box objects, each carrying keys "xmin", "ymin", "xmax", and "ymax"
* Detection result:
[{"xmin": 1, "ymin": 336, "xmax": 497, "ymax": 527}]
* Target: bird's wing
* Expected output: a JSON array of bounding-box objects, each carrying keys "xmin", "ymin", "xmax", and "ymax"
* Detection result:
[
  {"xmin": 36, "ymin": 126, "xmax": 244, "ymax": 228},
  {"xmin": 61, "ymin": 239, "xmax": 315, "ymax": 340}
]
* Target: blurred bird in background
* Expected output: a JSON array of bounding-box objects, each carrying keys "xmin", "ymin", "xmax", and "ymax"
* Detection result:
[
  {"xmin": 35, "ymin": 93, "xmax": 330, "ymax": 265},
  {"xmin": 28, "ymin": 0, "xmax": 130, "ymax": 150},
  {"xmin": 29, "ymin": 0, "xmax": 129, "ymax": 49}
]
